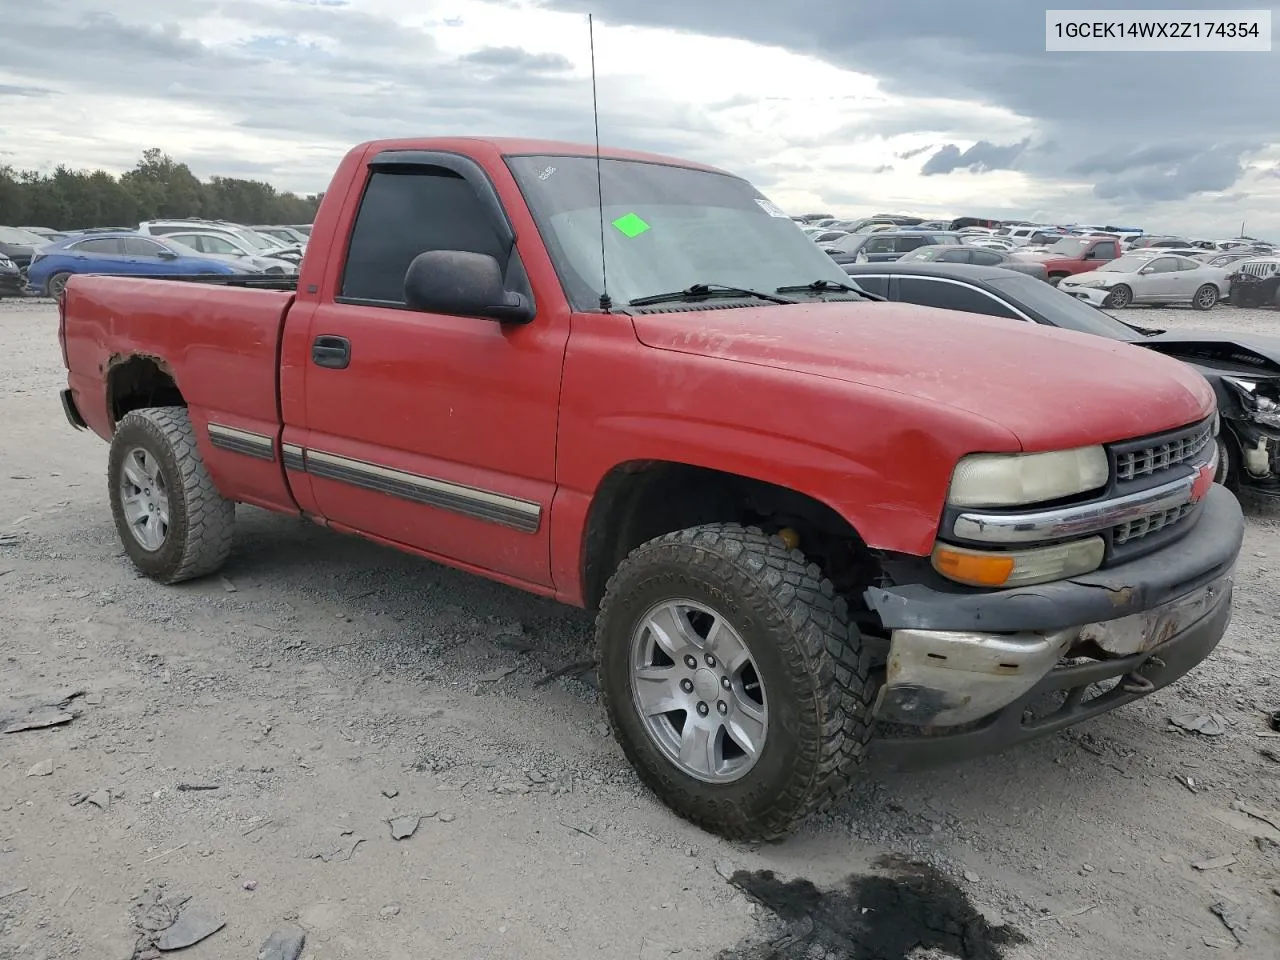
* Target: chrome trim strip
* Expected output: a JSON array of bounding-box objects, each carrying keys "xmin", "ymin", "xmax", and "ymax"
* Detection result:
[
  {"xmin": 953, "ymin": 468, "xmax": 1209, "ymax": 545},
  {"xmin": 207, "ymin": 423, "xmax": 275, "ymax": 462},
  {"xmin": 303, "ymin": 449, "xmax": 542, "ymax": 534},
  {"xmin": 281, "ymin": 443, "xmax": 305, "ymax": 473}
]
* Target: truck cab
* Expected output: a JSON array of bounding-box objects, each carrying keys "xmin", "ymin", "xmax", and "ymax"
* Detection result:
[{"xmin": 1019, "ymin": 235, "xmax": 1122, "ymax": 284}]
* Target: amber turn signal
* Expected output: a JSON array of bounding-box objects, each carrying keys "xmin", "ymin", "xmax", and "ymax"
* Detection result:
[
  {"xmin": 931, "ymin": 537, "xmax": 1105, "ymax": 588},
  {"xmin": 932, "ymin": 546, "xmax": 1016, "ymax": 587}
]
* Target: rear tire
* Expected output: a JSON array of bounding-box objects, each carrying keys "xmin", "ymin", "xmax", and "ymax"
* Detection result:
[
  {"xmin": 46, "ymin": 272, "xmax": 72, "ymax": 298},
  {"xmin": 1048, "ymin": 273, "xmax": 1067, "ymax": 286},
  {"xmin": 1192, "ymin": 284, "xmax": 1218, "ymax": 310},
  {"xmin": 596, "ymin": 523, "xmax": 876, "ymax": 841},
  {"xmin": 107, "ymin": 407, "xmax": 235, "ymax": 584}
]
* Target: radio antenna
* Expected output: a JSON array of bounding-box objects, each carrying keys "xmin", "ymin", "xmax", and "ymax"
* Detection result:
[{"xmin": 588, "ymin": 13, "xmax": 611, "ymax": 312}]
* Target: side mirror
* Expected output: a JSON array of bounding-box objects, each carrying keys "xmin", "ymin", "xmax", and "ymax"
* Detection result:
[
  {"xmin": 157, "ymin": 249, "xmax": 179, "ymax": 260},
  {"xmin": 403, "ymin": 250, "xmax": 533, "ymax": 323}
]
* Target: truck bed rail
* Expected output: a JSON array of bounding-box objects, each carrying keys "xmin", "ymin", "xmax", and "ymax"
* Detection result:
[{"xmin": 78, "ymin": 273, "xmax": 300, "ymax": 291}]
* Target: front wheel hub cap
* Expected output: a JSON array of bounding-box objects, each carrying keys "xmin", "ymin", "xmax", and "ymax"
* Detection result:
[{"xmin": 629, "ymin": 599, "xmax": 769, "ymax": 784}]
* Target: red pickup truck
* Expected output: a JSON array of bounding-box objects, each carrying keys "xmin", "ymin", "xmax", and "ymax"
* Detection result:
[
  {"xmin": 1017, "ymin": 235, "xmax": 1122, "ymax": 284},
  {"xmin": 58, "ymin": 137, "xmax": 1243, "ymax": 840}
]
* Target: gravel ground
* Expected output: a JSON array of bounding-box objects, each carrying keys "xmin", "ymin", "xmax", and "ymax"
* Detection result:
[{"xmin": 1, "ymin": 296, "xmax": 1278, "ymax": 960}]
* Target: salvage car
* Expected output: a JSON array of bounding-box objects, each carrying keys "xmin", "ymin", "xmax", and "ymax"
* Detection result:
[
  {"xmin": 825, "ymin": 229, "xmax": 964, "ymax": 264},
  {"xmin": 1058, "ymin": 253, "xmax": 1230, "ymax": 309},
  {"xmin": 0, "ymin": 252, "xmax": 24, "ymax": 297},
  {"xmin": 162, "ymin": 230, "xmax": 299, "ymax": 275},
  {"xmin": 841, "ymin": 260, "xmax": 1280, "ymax": 495},
  {"xmin": 58, "ymin": 136, "xmax": 1242, "ymax": 840},
  {"xmin": 1015, "ymin": 235, "xmax": 1121, "ymax": 284},
  {"xmin": 1227, "ymin": 258, "xmax": 1280, "ymax": 308},
  {"xmin": 896, "ymin": 242, "xmax": 1047, "ymax": 278},
  {"xmin": 0, "ymin": 225, "xmax": 45, "ymax": 270},
  {"xmin": 26, "ymin": 232, "xmax": 251, "ymax": 297}
]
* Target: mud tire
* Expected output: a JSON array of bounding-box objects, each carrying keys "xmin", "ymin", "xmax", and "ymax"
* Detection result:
[
  {"xmin": 107, "ymin": 406, "xmax": 235, "ymax": 584},
  {"xmin": 596, "ymin": 523, "xmax": 876, "ymax": 841}
]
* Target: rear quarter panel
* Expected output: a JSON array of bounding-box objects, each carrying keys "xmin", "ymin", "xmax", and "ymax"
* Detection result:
[{"xmin": 62, "ymin": 275, "xmax": 299, "ymax": 513}]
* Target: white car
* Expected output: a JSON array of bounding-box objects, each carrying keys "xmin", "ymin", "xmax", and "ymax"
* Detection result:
[
  {"xmin": 1058, "ymin": 253, "xmax": 1231, "ymax": 309},
  {"xmin": 961, "ymin": 235, "xmax": 1017, "ymax": 251},
  {"xmin": 164, "ymin": 231, "xmax": 298, "ymax": 274}
]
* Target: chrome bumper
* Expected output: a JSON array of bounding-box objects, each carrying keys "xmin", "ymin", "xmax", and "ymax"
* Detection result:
[{"xmin": 874, "ymin": 575, "xmax": 1231, "ymax": 728}]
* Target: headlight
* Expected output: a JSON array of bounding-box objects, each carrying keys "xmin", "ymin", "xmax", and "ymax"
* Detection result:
[
  {"xmin": 1223, "ymin": 377, "xmax": 1280, "ymax": 429},
  {"xmin": 947, "ymin": 447, "xmax": 1109, "ymax": 508},
  {"xmin": 932, "ymin": 537, "xmax": 1106, "ymax": 587}
]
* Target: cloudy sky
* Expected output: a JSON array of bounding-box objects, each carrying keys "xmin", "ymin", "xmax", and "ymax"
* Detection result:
[{"xmin": 2, "ymin": 0, "xmax": 1277, "ymax": 236}]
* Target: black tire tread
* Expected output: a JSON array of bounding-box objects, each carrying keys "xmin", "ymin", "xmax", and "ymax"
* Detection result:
[
  {"xmin": 596, "ymin": 522, "xmax": 876, "ymax": 841},
  {"xmin": 109, "ymin": 407, "xmax": 235, "ymax": 583}
]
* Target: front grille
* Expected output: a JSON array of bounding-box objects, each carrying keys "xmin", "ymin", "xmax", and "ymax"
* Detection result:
[
  {"xmin": 1115, "ymin": 419, "xmax": 1213, "ymax": 481},
  {"xmin": 1105, "ymin": 416, "xmax": 1215, "ymax": 556},
  {"xmin": 1239, "ymin": 261, "xmax": 1277, "ymax": 278},
  {"xmin": 1113, "ymin": 503, "xmax": 1194, "ymax": 545}
]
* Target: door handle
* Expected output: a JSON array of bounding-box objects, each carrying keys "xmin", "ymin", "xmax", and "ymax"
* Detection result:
[{"xmin": 311, "ymin": 335, "xmax": 351, "ymax": 369}]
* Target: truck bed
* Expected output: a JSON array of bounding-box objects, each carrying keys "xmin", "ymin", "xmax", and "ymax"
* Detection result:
[{"xmin": 61, "ymin": 274, "xmax": 300, "ymax": 514}]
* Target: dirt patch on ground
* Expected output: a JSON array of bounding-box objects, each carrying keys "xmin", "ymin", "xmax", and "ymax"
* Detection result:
[{"xmin": 1, "ymin": 298, "xmax": 1278, "ymax": 959}]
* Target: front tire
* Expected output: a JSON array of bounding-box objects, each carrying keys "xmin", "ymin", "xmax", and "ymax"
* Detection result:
[
  {"xmin": 1193, "ymin": 284, "xmax": 1219, "ymax": 310},
  {"xmin": 1103, "ymin": 284, "xmax": 1133, "ymax": 308},
  {"xmin": 108, "ymin": 407, "xmax": 235, "ymax": 584},
  {"xmin": 596, "ymin": 523, "xmax": 875, "ymax": 841},
  {"xmin": 1216, "ymin": 434, "xmax": 1241, "ymax": 493}
]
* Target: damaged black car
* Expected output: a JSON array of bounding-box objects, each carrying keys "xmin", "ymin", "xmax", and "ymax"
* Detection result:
[{"xmin": 840, "ymin": 261, "xmax": 1280, "ymax": 496}]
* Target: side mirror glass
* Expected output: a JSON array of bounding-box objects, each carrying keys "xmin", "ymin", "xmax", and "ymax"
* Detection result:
[
  {"xmin": 403, "ymin": 250, "xmax": 533, "ymax": 323},
  {"xmin": 157, "ymin": 250, "xmax": 179, "ymax": 260}
]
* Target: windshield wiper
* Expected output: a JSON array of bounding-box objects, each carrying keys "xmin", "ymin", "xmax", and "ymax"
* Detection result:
[
  {"xmin": 775, "ymin": 279, "xmax": 885, "ymax": 301},
  {"xmin": 628, "ymin": 282, "xmax": 796, "ymax": 307}
]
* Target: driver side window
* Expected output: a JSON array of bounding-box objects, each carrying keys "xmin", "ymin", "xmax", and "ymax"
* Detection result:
[
  {"xmin": 341, "ymin": 167, "xmax": 506, "ymax": 304},
  {"xmin": 1146, "ymin": 257, "xmax": 1177, "ymax": 273},
  {"xmin": 863, "ymin": 236, "xmax": 894, "ymax": 255}
]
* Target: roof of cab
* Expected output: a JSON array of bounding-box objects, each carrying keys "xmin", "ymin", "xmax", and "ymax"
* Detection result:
[{"xmin": 350, "ymin": 136, "xmax": 732, "ymax": 176}]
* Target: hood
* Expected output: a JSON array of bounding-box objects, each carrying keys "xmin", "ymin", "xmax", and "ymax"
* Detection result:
[
  {"xmin": 1140, "ymin": 330, "xmax": 1280, "ymax": 380},
  {"xmin": 630, "ymin": 301, "xmax": 1215, "ymax": 451}
]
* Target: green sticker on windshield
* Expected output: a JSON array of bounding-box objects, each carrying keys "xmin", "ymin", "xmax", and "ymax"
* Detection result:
[{"xmin": 612, "ymin": 212, "xmax": 650, "ymax": 238}]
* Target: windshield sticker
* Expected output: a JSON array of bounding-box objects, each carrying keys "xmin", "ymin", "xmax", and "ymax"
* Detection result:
[
  {"xmin": 612, "ymin": 212, "xmax": 651, "ymax": 238},
  {"xmin": 754, "ymin": 198, "xmax": 789, "ymax": 218},
  {"xmin": 537, "ymin": 165, "xmax": 557, "ymax": 180}
]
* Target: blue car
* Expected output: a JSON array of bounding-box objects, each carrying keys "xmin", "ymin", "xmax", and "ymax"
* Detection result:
[{"xmin": 25, "ymin": 231, "xmax": 249, "ymax": 297}]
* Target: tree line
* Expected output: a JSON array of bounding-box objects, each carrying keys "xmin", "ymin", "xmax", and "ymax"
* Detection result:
[{"xmin": 0, "ymin": 148, "xmax": 322, "ymax": 230}]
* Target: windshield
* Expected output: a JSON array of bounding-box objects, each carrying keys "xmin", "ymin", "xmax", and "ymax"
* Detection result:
[
  {"xmin": 1097, "ymin": 256, "xmax": 1151, "ymax": 273},
  {"xmin": 986, "ymin": 275, "xmax": 1141, "ymax": 341},
  {"xmin": 505, "ymin": 155, "xmax": 851, "ymax": 310},
  {"xmin": 1046, "ymin": 238, "xmax": 1088, "ymax": 256}
]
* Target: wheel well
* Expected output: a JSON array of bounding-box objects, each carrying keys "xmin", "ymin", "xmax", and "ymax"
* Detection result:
[
  {"xmin": 107, "ymin": 356, "xmax": 185, "ymax": 425},
  {"xmin": 580, "ymin": 461, "xmax": 880, "ymax": 610}
]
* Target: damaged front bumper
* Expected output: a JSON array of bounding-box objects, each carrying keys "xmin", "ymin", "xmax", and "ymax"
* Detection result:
[
  {"xmin": 1060, "ymin": 284, "xmax": 1111, "ymax": 307},
  {"xmin": 862, "ymin": 483, "xmax": 1244, "ymax": 771}
]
